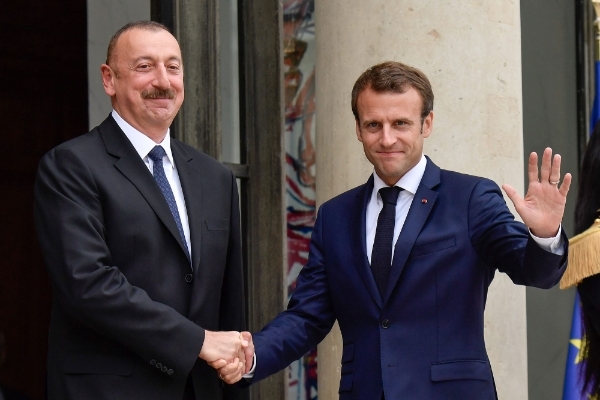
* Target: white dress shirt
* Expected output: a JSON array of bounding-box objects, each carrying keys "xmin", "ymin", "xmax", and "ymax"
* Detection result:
[
  {"xmin": 112, "ymin": 110, "xmax": 192, "ymax": 257},
  {"xmin": 366, "ymin": 155, "xmax": 564, "ymax": 262}
]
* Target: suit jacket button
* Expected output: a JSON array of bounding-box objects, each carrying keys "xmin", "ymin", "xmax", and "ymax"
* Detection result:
[
  {"xmin": 167, "ymin": 369, "xmax": 174, "ymax": 375},
  {"xmin": 162, "ymin": 366, "xmax": 168, "ymax": 372},
  {"xmin": 185, "ymin": 274, "xmax": 193, "ymax": 283},
  {"xmin": 150, "ymin": 359, "xmax": 156, "ymax": 366},
  {"xmin": 156, "ymin": 362, "xmax": 162, "ymax": 369},
  {"xmin": 381, "ymin": 319, "xmax": 391, "ymax": 329}
]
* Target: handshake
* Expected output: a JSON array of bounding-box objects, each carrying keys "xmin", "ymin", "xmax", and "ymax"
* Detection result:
[{"xmin": 198, "ymin": 330, "xmax": 255, "ymax": 384}]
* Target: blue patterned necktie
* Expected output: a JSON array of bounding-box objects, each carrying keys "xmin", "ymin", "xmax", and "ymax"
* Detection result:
[
  {"xmin": 371, "ymin": 186, "xmax": 403, "ymax": 298},
  {"xmin": 147, "ymin": 145, "xmax": 191, "ymax": 262}
]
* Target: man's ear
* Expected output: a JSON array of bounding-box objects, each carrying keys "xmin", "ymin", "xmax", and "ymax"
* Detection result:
[
  {"xmin": 100, "ymin": 64, "xmax": 116, "ymax": 97},
  {"xmin": 355, "ymin": 120, "xmax": 363, "ymax": 142},
  {"xmin": 421, "ymin": 111, "xmax": 434, "ymax": 138}
]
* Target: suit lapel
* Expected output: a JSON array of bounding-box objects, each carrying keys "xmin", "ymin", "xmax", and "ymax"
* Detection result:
[
  {"xmin": 384, "ymin": 158, "xmax": 440, "ymax": 301},
  {"xmin": 351, "ymin": 175, "xmax": 384, "ymax": 307},
  {"xmin": 99, "ymin": 116, "xmax": 190, "ymax": 260},
  {"xmin": 171, "ymin": 141, "xmax": 202, "ymax": 272}
]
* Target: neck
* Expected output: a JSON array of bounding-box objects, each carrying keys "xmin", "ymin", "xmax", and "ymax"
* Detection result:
[
  {"xmin": 125, "ymin": 119, "xmax": 169, "ymax": 143},
  {"xmin": 139, "ymin": 128, "xmax": 168, "ymax": 144},
  {"xmin": 113, "ymin": 109, "xmax": 170, "ymax": 143}
]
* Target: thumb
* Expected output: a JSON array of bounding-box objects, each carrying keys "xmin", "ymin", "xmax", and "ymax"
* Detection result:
[
  {"xmin": 241, "ymin": 331, "xmax": 252, "ymax": 343},
  {"xmin": 237, "ymin": 331, "xmax": 250, "ymax": 347},
  {"xmin": 240, "ymin": 331, "xmax": 254, "ymax": 374},
  {"xmin": 501, "ymin": 184, "xmax": 521, "ymax": 208}
]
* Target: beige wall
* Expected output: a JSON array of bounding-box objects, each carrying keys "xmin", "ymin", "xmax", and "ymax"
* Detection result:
[{"xmin": 315, "ymin": 1, "xmax": 527, "ymax": 399}]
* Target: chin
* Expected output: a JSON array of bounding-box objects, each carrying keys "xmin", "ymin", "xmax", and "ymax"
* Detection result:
[
  {"xmin": 379, "ymin": 166, "xmax": 406, "ymax": 179},
  {"xmin": 149, "ymin": 109, "xmax": 175, "ymax": 119}
]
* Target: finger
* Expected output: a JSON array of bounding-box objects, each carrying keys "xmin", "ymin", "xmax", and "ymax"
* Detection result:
[
  {"xmin": 549, "ymin": 153, "xmax": 561, "ymax": 184},
  {"xmin": 539, "ymin": 148, "xmax": 552, "ymax": 183},
  {"xmin": 222, "ymin": 372, "xmax": 242, "ymax": 384},
  {"xmin": 219, "ymin": 358, "xmax": 241, "ymax": 374},
  {"xmin": 221, "ymin": 360, "xmax": 244, "ymax": 384},
  {"xmin": 527, "ymin": 152, "xmax": 539, "ymax": 184},
  {"xmin": 241, "ymin": 332, "xmax": 254, "ymax": 374},
  {"xmin": 209, "ymin": 359, "xmax": 229, "ymax": 369},
  {"xmin": 502, "ymin": 184, "xmax": 521, "ymax": 209},
  {"xmin": 220, "ymin": 370, "xmax": 241, "ymax": 385},
  {"xmin": 559, "ymin": 172, "xmax": 572, "ymax": 197}
]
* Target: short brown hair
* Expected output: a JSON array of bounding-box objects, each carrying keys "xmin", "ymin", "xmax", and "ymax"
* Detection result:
[
  {"xmin": 106, "ymin": 21, "xmax": 171, "ymax": 66},
  {"xmin": 351, "ymin": 61, "xmax": 434, "ymax": 122}
]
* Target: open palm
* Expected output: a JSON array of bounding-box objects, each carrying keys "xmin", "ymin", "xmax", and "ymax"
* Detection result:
[{"xmin": 502, "ymin": 148, "xmax": 572, "ymax": 238}]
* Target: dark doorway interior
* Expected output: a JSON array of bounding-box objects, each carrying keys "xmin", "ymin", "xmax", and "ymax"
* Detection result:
[{"xmin": 0, "ymin": 1, "xmax": 87, "ymax": 399}]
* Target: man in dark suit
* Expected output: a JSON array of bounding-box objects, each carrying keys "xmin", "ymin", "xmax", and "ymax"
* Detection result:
[
  {"xmin": 34, "ymin": 21, "xmax": 250, "ymax": 399},
  {"xmin": 218, "ymin": 61, "xmax": 572, "ymax": 398}
]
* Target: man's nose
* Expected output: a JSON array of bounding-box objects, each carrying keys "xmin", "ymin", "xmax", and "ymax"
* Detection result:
[
  {"xmin": 153, "ymin": 65, "xmax": 170, "ymax": 89},
  {"xmin": 380, "ymin": 126, "xmax": 395, "ymax": 147}
]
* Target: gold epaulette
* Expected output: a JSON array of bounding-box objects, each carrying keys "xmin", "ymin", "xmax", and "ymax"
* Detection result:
[{"xmin": 560, "ymin": 219, "xmax": 600, "ymax": 289}]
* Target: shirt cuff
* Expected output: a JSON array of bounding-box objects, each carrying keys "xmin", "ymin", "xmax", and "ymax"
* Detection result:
[
  {"xmin": 242, "ymin": 353, "xmax": 256, "ymax": 379},
  {"xmin": 529, "ymin": 224, "xmax": 564, "ymax": 256}
]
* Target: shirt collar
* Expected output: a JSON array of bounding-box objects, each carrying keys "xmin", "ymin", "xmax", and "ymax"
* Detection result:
[
  {"xmin": 372, "ymin": 155, "xmax": 427, "ymax": 196},
  {"xmin": 111, "ymin": 110, "xmax": 175, "ymax": 168}
]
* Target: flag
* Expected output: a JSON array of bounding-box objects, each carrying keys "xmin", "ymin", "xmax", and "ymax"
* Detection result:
[
  {"xmin": 562, "ymin": 56, "xmax": 600, "ymax": 399},
  {"xmin": 563, "ymin": 294, "xmax": 591, "ymax": 399}
]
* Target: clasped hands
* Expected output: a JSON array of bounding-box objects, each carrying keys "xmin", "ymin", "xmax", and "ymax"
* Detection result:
[{"xmin": 198, "ymin": 330, "xmax": 254, "ymax": 384}]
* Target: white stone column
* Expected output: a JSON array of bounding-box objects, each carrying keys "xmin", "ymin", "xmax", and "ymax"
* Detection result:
[{"xmin": 315, "ymin": 1, "xmax": 527, "ymax": 399}]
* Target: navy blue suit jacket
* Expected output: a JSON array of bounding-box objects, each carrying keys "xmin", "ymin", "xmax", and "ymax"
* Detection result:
[{"xmin": 251, "ymin": 158, "xmax": 567, "ymax": 399}]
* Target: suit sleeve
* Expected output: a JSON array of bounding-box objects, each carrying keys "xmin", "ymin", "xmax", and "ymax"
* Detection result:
[
  {"xmin": 34, "ymin": 147, "xmax": 203, "ymax": 379},
  {"xmin": 467, "ymin": 178, "xmax": 567, "ymax": 288},
  {"xmin": 250, "ymin": 205, "xmax": 336, "ymax": 383}
]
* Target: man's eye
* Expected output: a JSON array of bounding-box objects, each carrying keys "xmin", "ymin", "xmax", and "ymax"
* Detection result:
[
  {"xmin": 136, "ymin": 64, "xmax": 152, "ymax": 71},
  {"xmin": 395, "ymin": 121, "xmax": 406, "ymax": 126},
  {"xmin": 368, "ymin": 122, "xmax": 378, "ymax": 128}
]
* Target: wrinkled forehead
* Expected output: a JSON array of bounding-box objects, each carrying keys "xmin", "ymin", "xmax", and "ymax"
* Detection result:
[
  {"xmin": 356, "ymin": 87, "xmax": 424, "ymax": 121},
  {"xmin": 114, "ymin": 28, "xmax": 182, "ymax": 63}
]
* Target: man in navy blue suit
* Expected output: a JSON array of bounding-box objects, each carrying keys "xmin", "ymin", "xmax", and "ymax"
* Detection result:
[{"xmin": 217, "ymin": 61, "xmax": 571, "ymax": 399}]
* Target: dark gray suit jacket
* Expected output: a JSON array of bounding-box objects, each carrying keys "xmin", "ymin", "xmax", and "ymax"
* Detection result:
[{"xmin": 34, "ymin": 115, "xmax": 244, "ymax": 399}]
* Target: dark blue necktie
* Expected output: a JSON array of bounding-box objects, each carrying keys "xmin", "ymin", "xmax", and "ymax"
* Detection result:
[
  {"xmin": 147, "ymin": 146, "xmax": 191, "ymax": 262},
  {"xmin": 371, "ymin": 186, "xmax": 402, "ymax": 298}
]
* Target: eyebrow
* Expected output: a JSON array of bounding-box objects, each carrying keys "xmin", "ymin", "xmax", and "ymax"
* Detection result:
[
  {"xmin": 131, "ymin": 56, "xmax": 182, "ymax": 64},
  {"xmin": 361, "ymin": 117, "xmax": 413, "ymax": 127}
]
